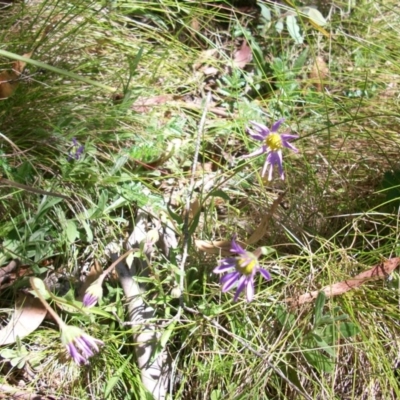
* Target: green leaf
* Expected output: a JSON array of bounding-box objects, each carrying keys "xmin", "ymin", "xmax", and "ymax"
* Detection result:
[
  {"xmin": 259, "ymin": 4, "xmax": 271, "ymax": 23},
  {"xmin": 211, "ymin": 389, "xmax": 222, "ymax": 400},
  {"xmin": 65, "ymin": 220, "xmax": 79, "ymax": 244},
  {"xmin": 317, "ymin": 315, "xmax": 335, "ymax": 325},
  {"xmin": 104, "ymin": 354, "xmax": 133, "ymax": 398},
  {"xmin": 160, "ymin": 320, "xmax": 176, "ymax": 348},
  {"xmin": 311, "ymin": 332, "xmax": 336, "ymax": 357},
  {"xmin": 286, "ymin": 15, "xmax": 303, "ymax": 44},
  {"xmin": 208, "ymin": 189, "xmax": 230, "ymax": 201},
  {"xmin": 80, "ymin": 219, "xmax": 94, "ymax": 243},
  {"xmin": 332, "ymin": 313, "xmax": 350, "ymax": 322},
  {"xmin": 167, "ymin": 204, "xmax": 183, "ymax": 226},
  {"xmin": 278, "ymin": 355, "xmax": 304, "ymax": 392},
  {"xmin": 303, "ymin": 349, "xmax": 335, "ymax": 373},
  {"xmin": 275, "ymin": 305, "xmax": 296, "ymax": 330},
  {"xmin": 293, "ymin": 48, "xmax": 309, "ymax": 71},
  {"xmin": 339, "ymin": 322, "xmax": 360, "ymax": 338},
  {"xmin": 259, "ymin": 246, "xmax": 276, "ymax": 256},
  {"xmin": 314, "ymin": 291, "xmax": 326, "ymax": 327},
  {"xmin": 30, "ymin": 277, "xmax": 51, "ymax": 300},
  {"xmin": 301, "ymin": 7, "xmax": 327, "ymax": 26},
  {"xmin": 275, "ymin": 19, "xmax": 284, "ymax": 34}
]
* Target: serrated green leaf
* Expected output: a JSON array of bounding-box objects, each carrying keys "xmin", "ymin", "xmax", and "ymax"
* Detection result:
[{"xmin": 286, "ymin": 15, "xmax": 303, "ymax": 44}]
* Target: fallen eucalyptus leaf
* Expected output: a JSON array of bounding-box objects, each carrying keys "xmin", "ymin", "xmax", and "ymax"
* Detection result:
[
  {"xmin": 287, "ymin": 257, "xmax": 400, "ymax": 307},
  {"xmin": 0, "ymin": 293, "xmax": 47, "ymax": 345}
]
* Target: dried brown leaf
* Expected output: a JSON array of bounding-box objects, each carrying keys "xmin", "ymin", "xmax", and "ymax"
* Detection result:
[
  {"xmin": 287, "ymin": 257, "xmax": 400, "ymax": 307},
  {"xmin": 0, "ymin": 52, "xmax": 32, "ymax": 100},
  {"xmin": 310, "ymin": 56, "xmax": 329, "ymax": 92},
  {"xmin": 233, "ymin": 41, "xmax": 252, "ymax": 69},
  {"xmin": 0, "ymin": 293, "xmax": 47, "ymax": 345},
  {"xmin": 12, "ymin": 52, "xmax": 32, "ymax": 75},
  {"xmin": 188, "ymin": 198, "xmax": 201, "ymax": 223},
  {"xmin": 0, "ymin": 70, "xmax": 19, "ymax": 100},
  {"xmin": 132, "ymin": 95, "xmax": 174, "ymax": 113}
]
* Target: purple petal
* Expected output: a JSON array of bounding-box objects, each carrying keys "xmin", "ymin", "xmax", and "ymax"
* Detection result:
[
  {"xmin": 67, "ymin": 343, "xmax": 86, "ymax": 365},
  {"xmin": 75, "ymin": 337, "xmax": 95, "ymax": 357},
  {"xmin": 246, "ymin": 276, "xmax": 254, "ymax": 302},
  {"xmin": 221, "ymin": 271, "xmax": 240, "ymax": 292},
  {"xmin": 214, "ymin": 258, "xmax": 237, "ymax": 273},
  {"xmin": 265, "ymin": 151, "xmax": 284, "ymax": 180},
  {"xmin": 261, "ymin": 156, "xmax": 270, "ymax": 178},
  {"xmin": 282, "ymin": 140, "xmax": 298, "ymax": 153},
  {"xmin": 246, "ymin": 128, "xmax": 266, "ymax": 141},
  {"xmin": 230, "ymin": 238, "xmax": 246, "ymax": 255},
  {"xmin": 83, "ymin": 293, "xmax": 98, "ymax": 308},
  {"xmin": 259, "ymin": 268, "xmax": 271, "ymax": 281},
  {"xmin": 267, "ymin": 163, "xmax": 274, "ymax": 180},
  {"xmin": 281, "ymin": 133, "xmax": 299, "ymax": 141},
  {"xmin": 276, "ymin": 151, "xmax": 284, "ymax": 179},
  {"xmin": 233, "ymin": 275, "xmax": 247, "ymax": 301},
  {"xmin": 240, "ymin": 145, "xmax": 268, "ymax": 160},
  {"xmin": 249, "ymin": 121, "xmax": 270, "ymax": 136},
  {"xmin": 271, "ymin": 118, "xmax": 285, "ymax": 132}
]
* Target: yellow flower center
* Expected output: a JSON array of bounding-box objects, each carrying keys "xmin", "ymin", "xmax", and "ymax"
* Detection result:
[
  {"xmin": 236, "ymin": 253, "xmax": 258, "ymax": 275},
  {"xmin": 265, "ymin": 133, "xmax": 282, "ymax": 151}
]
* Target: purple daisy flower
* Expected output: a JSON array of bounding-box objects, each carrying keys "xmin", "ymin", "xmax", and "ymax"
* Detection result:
[
  {"xmin": 213, "ymin": 238, "xmax": 271, "ymax": 302},
  {"xmin": 61, "ymin": 326, "xmax": 104, "ymax": 365},
  {"xmin": 68, "ymin": 138, "xmax": 84, "ymax": 161},
  {"xmin": 241, "ymin": 119, "xmax": 298, "ymax": 180}
]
